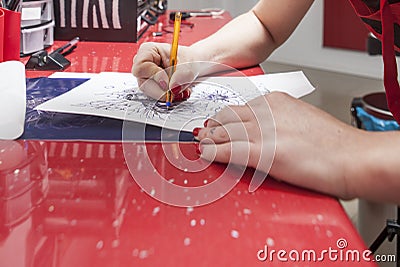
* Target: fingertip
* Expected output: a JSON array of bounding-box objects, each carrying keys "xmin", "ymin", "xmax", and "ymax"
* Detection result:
[
  {"xmin": 198, "ymin": 138, "xmax": 218, "ymax": 161},
  {"xmin": 173, "ymin": 88, "xmax": 191, "ymax": 102},
  {"xmin": 198, "ymin": 143, "xmax": 217, "ymax": 162}
]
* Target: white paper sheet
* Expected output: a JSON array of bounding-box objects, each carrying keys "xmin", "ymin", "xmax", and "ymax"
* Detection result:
[{"xmin": 35, "ymin": 71, "xmax": 315, "ymax": 132}]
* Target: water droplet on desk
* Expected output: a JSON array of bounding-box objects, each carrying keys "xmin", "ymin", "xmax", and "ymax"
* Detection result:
[
  {"xmin": 96, "ymin": 240, "xmax": 104, "ymax": 250},
  {"xmin": 183, "ymin": 237, "xmax": 191, "ymax": 246},
  {"xmin": 271, "ymin": 203, "xmax": 277, "ymax": 209},
  {"xmin": 80, "ymin": 159, "xmax": 84, "ymax": 163},
  {"xmin": 111, "ymin": 239, "xmax": 120, "ymax": 248},
  {"xmin": 168, "ymin": 178, "xmax": 175, "ymax": 183},
  {"xmin": 203, "ymin": 179, "xmax": 208, "ymax": 184},
  {"xmin": 190, "ymin": 219, "xmax": 196, "ymax": 227},
  {"xmin": 112, "ymin": 219, "xmax": 120, "ymax": 227},
  {"xmin": 184, "ymin": 179, "xmax": 188, "ymax": 184},
  {"xmin": 317, "ymin": 214, "xmax": 324, "ymax": 221},
  {"xmin": 184, "ymin": 168, "xmax": 188, "ymax": 172},
  {"xmin": 14, "ymin": 169, "xmax": 20, "ymax": 175},
  {"xmin": 0, "ymin": 160, "xmax": 3, "ymax": 165},
  {"xmin": 200, "ymin": 219, "xmax": 205, "ymax": 226},
  {"xmin": 48, "ymin": 205, "xmax": 55, "ymax": 212},
  {"xmin": 132, "ymin": 249, "xmax": 139, "ymax": 257},
  {"xmin": 237, "ymin": 190, "xmax": 241, "ymax": 195},
  {"xmin": 243, "ymin": 208, "xmax": 252, "ymax": 215},
  {"xmin": 326, "ymin": 230, "xmax": 333, "ymax": 237},
  {"xmin": 152, "ymin": 206, "xmax": 160, "ymax": 216},
  {"xmin": 150, "ymin": 188, "xmax": 155, "ymax": 196},
  {"xmin": 231, "ymin": 230, "xmax": 239, "ymax": 239},
  {"xmin": 186, "ymin": 207, "xmax": 194, "ymax": 214},
  {"xmin": 266, "ymin": 237, "xmax": 275, "ymax": 247},
  {"xmin": 0, "ymin": 149, "xmax": 5, "ymax": 153},
  {"xmin": 139, "ymin": 250, "xmax": 149, "ymax": 259}
]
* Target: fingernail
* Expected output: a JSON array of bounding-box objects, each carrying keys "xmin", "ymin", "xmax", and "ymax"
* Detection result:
[
  {"xmin": 182, "ymin": 89, "xmax": 191, "ymax": 99},
  {"xmin": 171, "ymin": 85, "xmax": 182, "ymax": 95},
  {"xmin": 173, "ymin": 92, "xmax": 184, "ymax": 102},
  {"xmin": 195, "ymin": 143, "xmax": 201, "ymax": 155},
  {"xmin": 173, "ymin": 89, "xmax": 191, "ymax": 102},
  {"xmin": 203, "ymin": 119, "xmax": 209, "ymax": 127},
  {"xmin": 192, "ymin": 127, "xmax": 201, "ymax": 137},
  {"xmin": 159, "ymin": 80, "xmax": 168, "ymax": 90}
]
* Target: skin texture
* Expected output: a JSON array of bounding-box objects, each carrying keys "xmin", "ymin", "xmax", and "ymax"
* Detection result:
[{"xmin": 132, "ymin": 0, "xmax": 400, "ymax": 205}]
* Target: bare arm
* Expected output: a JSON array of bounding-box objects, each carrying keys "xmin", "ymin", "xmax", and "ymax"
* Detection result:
[
  {"xmin": 190, "ymin": 0, "xmax": 315, "ymax": 68},
  {"xmin": 347, "ymin": 131, "xmax": 400, "ymax": 204},
  {"xmin": 132, "ymin": 0, "xmax": 314, "ymax": 100}
]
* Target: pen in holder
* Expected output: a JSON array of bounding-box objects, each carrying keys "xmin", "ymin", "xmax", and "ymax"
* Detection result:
[
  {"xmin": 25, "ymin": 49, "xmax": 71, "ymax": 70},
  {"xmin": 0, "ymin": 7, "xmax": 21, "ymax": 62}
]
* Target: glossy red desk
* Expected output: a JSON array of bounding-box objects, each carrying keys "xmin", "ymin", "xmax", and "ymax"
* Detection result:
[{"xmin": 1, "ymin": 11, "xmax": 377, "ymax": 267}]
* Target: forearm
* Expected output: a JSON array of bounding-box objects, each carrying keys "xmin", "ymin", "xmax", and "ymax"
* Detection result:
[
  {"xmin": 346, "ymin": 131, "xmax": 400, "ymax": 205},
  {"xmin": 190, "ymin": 11, "xmax": 276, "ymax": 69},
  {"xmin": 189, "ymin": 0, "xmax": 314, "ymax": 71}
]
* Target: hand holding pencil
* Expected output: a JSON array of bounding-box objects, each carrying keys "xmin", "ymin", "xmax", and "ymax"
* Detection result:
[{"xmin": 132, "ymin": 12, "xmax": 197, "ymax": 104}]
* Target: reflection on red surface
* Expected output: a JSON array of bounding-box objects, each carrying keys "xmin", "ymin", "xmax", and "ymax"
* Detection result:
[{"xmin": 0, "ymin": 141, "xmax": 376, "ymax": 266}]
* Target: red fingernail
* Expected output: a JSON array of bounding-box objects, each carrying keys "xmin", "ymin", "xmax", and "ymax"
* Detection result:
[
  {"xmin": 171, "ymin": 85, "xmax": 182, "ymax": 95},
  {"xmin": 192, "ymin": 127, "xmax": 201, "ymax": 137},
  {"xmin": 173, "ymin": 92, "xmax": 184, "ymax": 102},
  {"xmin": 159, "ymin": 80, "xmax": 167, "ymax": 90},
  {"xmin": 182, "ymin": 89, "xmax": 191, "ymax": 99},
  {"xmin": 204, "ymin": 119, "xmax": 209, "ymax": 127},
  {"xmin": 173, "ymin": 89, "xmax": 191, "ymax": 102}
]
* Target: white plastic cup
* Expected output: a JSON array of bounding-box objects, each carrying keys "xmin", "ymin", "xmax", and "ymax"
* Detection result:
[{"xmin": 0, "ymin": 61, "xmax": 26, "ymax": 140}]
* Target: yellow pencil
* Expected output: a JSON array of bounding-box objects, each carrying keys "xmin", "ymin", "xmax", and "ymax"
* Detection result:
[{"xmin": 166, "ymin": 11, "xmax": 182, "ymax": 108}]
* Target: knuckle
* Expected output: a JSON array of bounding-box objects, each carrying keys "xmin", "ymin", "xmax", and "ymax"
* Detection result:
[{"xmin": 217, "ymin": 128, "xmax": 228, "ymax": 140}]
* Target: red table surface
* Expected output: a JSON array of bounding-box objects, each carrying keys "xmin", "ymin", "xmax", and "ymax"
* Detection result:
[
  {"xmin": 7, "ymin": 10, "xmax": 377, "ymax": 267},
  {"xmin": 0, "ymin": 140, "xmax": 376, "ymax": 267},
  {"xmin": 23, "ymin": 12, "xmax": 264, "ymax": 79}
]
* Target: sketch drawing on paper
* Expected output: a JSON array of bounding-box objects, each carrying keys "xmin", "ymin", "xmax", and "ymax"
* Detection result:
[{"xmin": 71, "ymin": 80, "xmax": 246, "ymax": 124}]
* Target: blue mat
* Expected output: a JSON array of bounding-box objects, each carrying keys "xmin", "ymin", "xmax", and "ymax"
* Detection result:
[{"xmin": 22, "ymin": 77, "xmax": 194, "ymax": 141}]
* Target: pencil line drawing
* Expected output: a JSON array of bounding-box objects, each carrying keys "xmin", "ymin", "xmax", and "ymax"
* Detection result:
[{"xmin": 70, "ymin": 81, "xmax": 245, "ymax": 124}]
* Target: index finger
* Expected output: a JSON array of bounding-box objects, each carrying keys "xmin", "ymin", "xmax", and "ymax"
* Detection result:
[{"xmin": 206, "ymin": 104, "xmax": 254, "ymax": 128}]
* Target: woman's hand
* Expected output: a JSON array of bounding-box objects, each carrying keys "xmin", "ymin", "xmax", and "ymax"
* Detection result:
[
  {"xmin": 132, "ymin": 42, "xmax": 199, "ymax": 102},
  {"xmin": 196, "ymin": 92, "xmax": 366, "ymax": 200}
]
